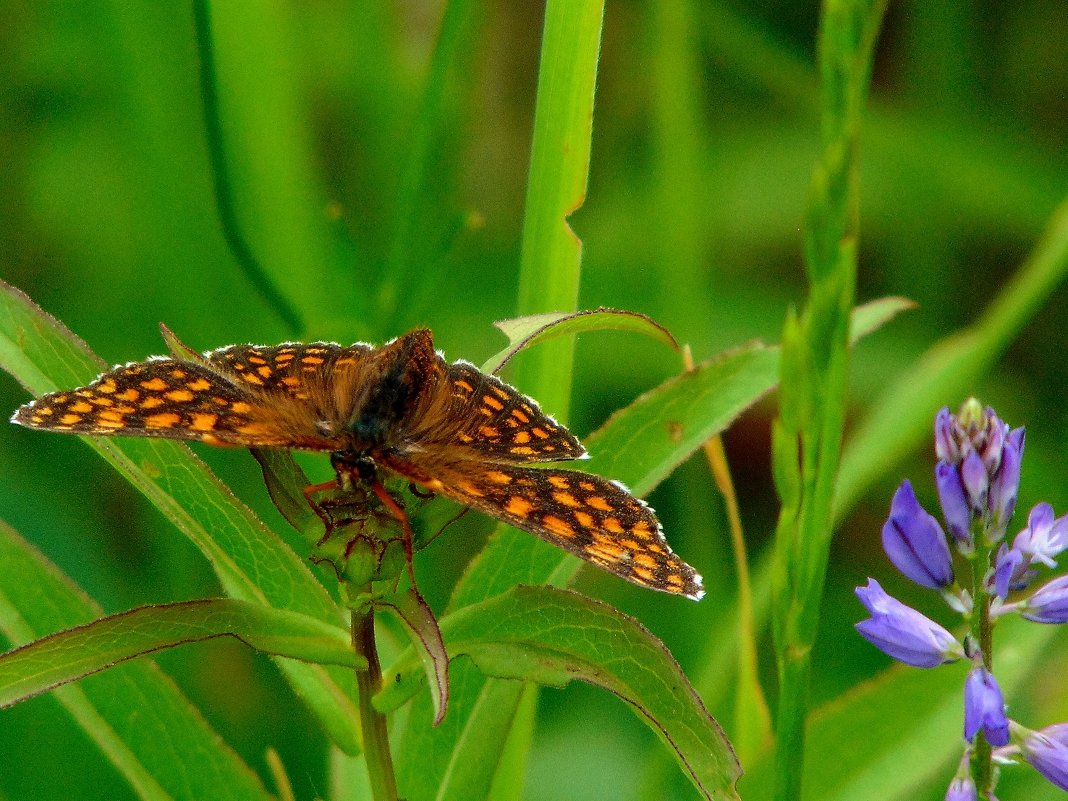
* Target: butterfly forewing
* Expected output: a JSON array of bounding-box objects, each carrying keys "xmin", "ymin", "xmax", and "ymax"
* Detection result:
[
  {"xmin": 383, "ymin": 456, "xmax": 704, "ymax": 599},
  {"xmin": 13, "ymin": 355, "xmax": 345, "ymax": 450},
  {"xmin": 441, "ymin": 362, "xmax": 585, "ymax": 463}
]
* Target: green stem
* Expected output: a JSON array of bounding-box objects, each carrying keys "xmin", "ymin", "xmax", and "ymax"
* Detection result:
[
  {"xmin": 968, "ymin": 553, "xmax": 993, "ymax": 795},
  {"xmin": 351, "ymin": 603, "xmax": 398, "ymax": 801}
]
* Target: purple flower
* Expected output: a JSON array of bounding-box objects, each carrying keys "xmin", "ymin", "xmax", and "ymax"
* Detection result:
[
  {"xmin": 1022, "ymin": 575, "xmax": 1068, "ymax": 623},
  {"xmin": 855, "ymin": 579, "xmax": 963, "ymax": 667},
  {"xmin": 964, "ymin": 668, "xmax": 1010, "ymax": 747},
  {"xmin": 992, "ymin": 544, "xmax": 1029, "ymax": 599},
  {"xmin": 1022, "ymin": 723, "xmax": 1068, "ymax": 790},
  {"xmin": 1013, "ymin": 503, "xmax": 1068, "ymax": 568},
  {"xmin": 944, "ymin": 776, "xmax": 977, "ymax": 801},
  {"xmin": 936, "ymin": 461, "xmax": 972, "ymax": 546},
  {"xmin": 882, "ymin": 481, "xmax": 954, "ymax": 589}
]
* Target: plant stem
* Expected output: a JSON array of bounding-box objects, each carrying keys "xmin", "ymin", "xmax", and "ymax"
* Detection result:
[
  {"xmin": 969, "ymin": 552, "xmax": 993, "ymax": 795},
  {"xmin": 351, "ymin": 603, "xmax": 399, "ymax": 801}
]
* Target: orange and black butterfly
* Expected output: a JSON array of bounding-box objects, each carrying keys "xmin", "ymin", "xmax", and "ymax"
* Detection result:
[{"xmin": 11, "ymin": 328, "xmax": 703, "ymax": 599}]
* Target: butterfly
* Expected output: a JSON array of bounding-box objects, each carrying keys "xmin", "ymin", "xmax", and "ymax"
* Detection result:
[{"xmin": 12, "ymin": 327, "xmax": 703, "ymax": 599}]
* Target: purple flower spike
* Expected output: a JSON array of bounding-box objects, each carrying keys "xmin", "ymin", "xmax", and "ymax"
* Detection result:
[
  {"xmin": 964, "ymin": 667, "xmax": 1010, "ymax": 747},
  {"xmin": 1022, "ymin": 575, "xmax": 1068, "ymax": 623},
  {"xmin": 855, "ymin": 579, "xmax": 963, "ymax": 667},
  {"xmin": 936, "ymin": 461, "xmax": 972, "ymax": 545},
  {"xmin": 882, "ymin": 481, "xmax": 954, "ymax": 588},
  {"xmin": 944, "ymin": 777, "xmax": 977, "ymax": 801},
  {"xmin": 1013, "ymin": 502, "xmax": 1068, "ymax": 568},
  {"xmin": 1022, "ymin": 723, "xmax": 1068, "ymax": 791}
]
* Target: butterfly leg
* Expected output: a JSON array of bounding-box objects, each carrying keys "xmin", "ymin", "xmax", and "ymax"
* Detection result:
[
  {"xmin": 370, "ymin": 480, "xmax": 418, "ymax": 587},
  {"xmin": 302, "ymin": 479, "xmax": 341, "ymax": 539}
]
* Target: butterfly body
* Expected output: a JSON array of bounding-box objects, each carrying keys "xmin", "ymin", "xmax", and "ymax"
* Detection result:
[{"xmin": 13, "ymin": 328, "xmax": 703, "ymax": 599}]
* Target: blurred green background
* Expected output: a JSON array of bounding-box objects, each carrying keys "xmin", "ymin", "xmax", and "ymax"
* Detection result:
[{"xmin": 1, "ymin": 2, "xmax": 1067, "ymax": 799}]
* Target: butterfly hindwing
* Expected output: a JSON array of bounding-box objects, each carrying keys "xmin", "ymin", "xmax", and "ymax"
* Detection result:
[{"xmin": 382, "ymin": 456, "xmax": 703, "ymax": 599}]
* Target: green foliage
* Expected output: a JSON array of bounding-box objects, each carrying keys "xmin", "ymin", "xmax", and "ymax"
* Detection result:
[{"xmin": 1, "ymin": 2, "xmax": 1067, "ymax": 801}]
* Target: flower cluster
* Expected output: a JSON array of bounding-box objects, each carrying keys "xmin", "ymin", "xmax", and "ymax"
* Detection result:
[{"xmin": 855, "ymin": 399, "xmax": 1068, "ymax": 799}]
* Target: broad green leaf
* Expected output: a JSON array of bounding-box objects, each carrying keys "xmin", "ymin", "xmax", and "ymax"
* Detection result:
[
  {"xmin": 0, "ymin": 279, "xmax": 361, "ymax": 753},
  {"xmin": 483, "ymin": 308, "xmax": 679, "ymax": 375},
  {"xmin": 0, "ymin": 598, "xmax": 357, "ymax": 709},
  {"xmin": 0, "ymin": 519, "xmax": 271, "ymax": 801},
  {"xmin": 384, "ymin": 586, "xmax": 741, "ymax": 801},
  {"xmin": 407, "ymin": 298, "xmax": 900, "ymax": 798}
]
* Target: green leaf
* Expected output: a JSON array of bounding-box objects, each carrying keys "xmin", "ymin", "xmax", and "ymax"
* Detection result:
[
  {"xmin": 378, "ymin": 588, "xmax": 449, "ymax": 726},
  {"xmin": 0, "ymin": 519, "xmax": 271, "ymax": 801},
  {"xmin": 482, "ymin": 308, "xmax": 679, "ymax": 375},
  {"xmin": 405, "ymin": 296, "xmax": 906, "ymax": 798},
  {"xmin": 0, "ymin": 279, "xmax": 361, "ymax": 754},
  {"xmin": 0, "ymin": 598, "xmax": 357, "ymax": 709},
  {"xmin": 847, "ymin": 296, "xmax": 914, "ymax": 343},
  {"xmin": 385, "ymin": 586, "xmax": 741, "ymax": 801}
]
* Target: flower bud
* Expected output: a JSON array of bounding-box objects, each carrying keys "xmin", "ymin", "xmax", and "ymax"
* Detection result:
[
  {"xmin": 1022, "ymin": 575, "xmax": 1068, "ymax": 624},
  {"xmin": 882, "ymin": 480, "xmax": 954, "ymax": 589}
]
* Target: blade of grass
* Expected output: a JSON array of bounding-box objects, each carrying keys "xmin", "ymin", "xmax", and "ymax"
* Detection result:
[
  {"xmin": 191, "ymin": 0, "xmax": 302, "ymax": 335},
  {"xmin": 0, "ymin": 280, "xmax": 361, "ymax": 754},
  {"xmin": 379, "ymin": 0, "xmax": 482, "ymax": 328},
  {"xmin": 769, "ymin": 1, "xmax": 888, "ymax": 799}
]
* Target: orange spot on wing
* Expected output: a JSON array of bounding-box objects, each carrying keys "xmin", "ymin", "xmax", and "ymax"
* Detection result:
[
  {"xmin": 145, "ymin": 412, "xmax": 181, "ymax": 428},
  {"xmin": 58, "ymin": 413, "xmax": 82, "ymax": 425},
  {"xmin": 543, "ymin": 515, "xmax": 575, "ymax": 538},
  {"xmin": 140, "ymin": 397, "xmax": 164, "ymax": 409},
  {"xmin": 165, "ymin": 389, "xmax": 195, "ymax": 402},
  {"xmin": 505, "ymin": 496, "xmax": 533, "ymax": 517},
  {"xmin": 141, "ymin": 377, "xmax": 168, "ymax": 391},
  {"xmin": 482, "ymin": 395, "xmax": 504, "ymax": 411},
  {"xmin": 69, "ymin": 401, "xmax": 93, "ymax": 413},
  {"xmin": 190, "ymin": 413, "xmax": 218, "ymax": 431},
  {"xmin": 585, "ymin": 496, "xmax": 612, "ymax": 511}
]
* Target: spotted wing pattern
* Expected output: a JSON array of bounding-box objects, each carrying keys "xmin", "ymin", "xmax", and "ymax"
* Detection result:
[
  {"xmin": 441, "ymin": 361, "xmax": 585, "ymax": 463},
  {"xmin": 381, "ymin": 455, "xmax": 704, "ymax": 599},
  {"xmin": 11, "ymin": 348, "xmax": 352, "ymax": 450},
  {"xmin": 12, "ymin": 327, "xmax": 704, "ymax": 600}
]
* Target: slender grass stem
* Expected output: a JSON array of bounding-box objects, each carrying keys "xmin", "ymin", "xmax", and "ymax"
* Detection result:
[{"xmin": 190, "ymin": 0, "xmax": 302, "ymax": 335}]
